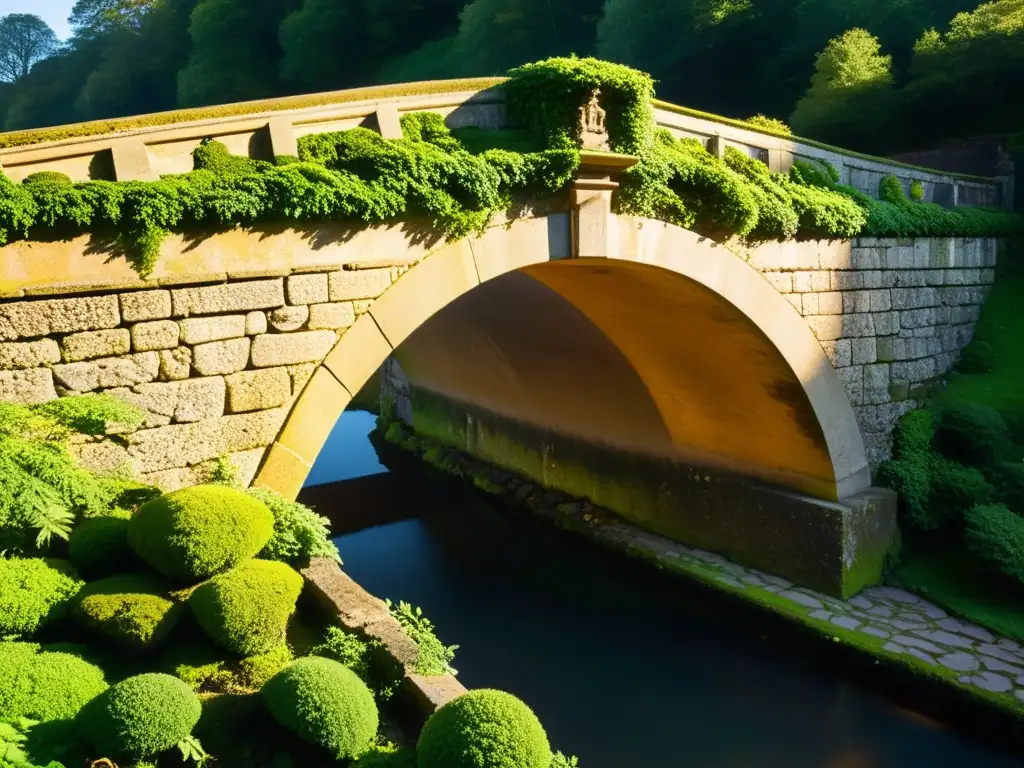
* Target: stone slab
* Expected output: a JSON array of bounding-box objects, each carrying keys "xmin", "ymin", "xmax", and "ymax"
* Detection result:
[
  {"xmin": 131, "ymin": 320, "xmax": 180, "ymax": 352},
  {"xmin": 0, "ymin": 368, "xmax": 57, "ymax": 404},
  {"xmin": 61, "ymin": 329, "xmax": 131, "ymax": 362},
  {"xmin": 120, "ymin": 290, "xmax": 171, "ymax": 321},
  {"xmin": 53, "ymin": 352, "xmax": 160, "ymax": 392},
  {"xmin": 251, "ymin": 330, "xmax": 336, "ymax": 368},
  {"xmin": 192, "ymin": 338, "xmax": 251, "ymax": 376},
  {"xmin": 0, "ymin": 295, "xmax": 120, "ymax": 340},
  {"xmin": 0, "ymin": 339, "xmax": 60, "ymax": 369},
  {"xmin": 226, "ymin": 368, "xmax": 292, "ymax": 413},
  {"xmin": 171, "ymin": 279, "xmax": 285, "ymax": 317}
]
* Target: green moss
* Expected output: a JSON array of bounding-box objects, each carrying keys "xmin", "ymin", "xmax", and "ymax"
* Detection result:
[
  {"xmin": 68, "ymin": 516, "xmax": 141, "ymax": 579},
  {"xmin": 417, "ymin": 689, "xmax": 551, "ymax": 768},
  {"xmin": 187, "ymin": 559, "xmax": 303, "ymax": 657},
  {"xmin": 0, "ymin": 558, "xmax": 83, "ymax": 638},
  {"xmin": 246, "ymin": 488, "xmax": 340, "ymax": 565},
  {"xmin": 71, "ymin": 573, "xmax": 183, "ymax": 653},
  {"xmin": 83, "ymin": 673, "xmax": 201, "ymax": 760},
  {"xmin": 934, "ymin": 401, "xmax": 1014, "ymax": 468},
  {"xmin": 0, "ymin": 642, "xmax": 108, "ymax": 723},
  {"xmin": 127, "ymin": 485, "xmax": 274, "ymax": 582},
  {"xmin": 261, "ymin": 657, "xmax": 378, "ymax": 760}
]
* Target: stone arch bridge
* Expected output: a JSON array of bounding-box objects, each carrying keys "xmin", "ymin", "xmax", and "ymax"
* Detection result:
[{"xmin": 0, "ymin": 80, "xmax": 1003, "ymax": 597}]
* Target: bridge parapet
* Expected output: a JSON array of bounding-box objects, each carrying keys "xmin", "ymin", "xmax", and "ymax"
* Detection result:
[{"xmin": 0, "ymin": 80, "xmax": 1004, "ymax": 208}]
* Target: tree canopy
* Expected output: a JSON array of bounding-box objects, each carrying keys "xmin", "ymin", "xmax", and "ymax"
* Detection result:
[{"xmin": 0, "ymin": 0, "xmax": 1020, "ymax": 158}]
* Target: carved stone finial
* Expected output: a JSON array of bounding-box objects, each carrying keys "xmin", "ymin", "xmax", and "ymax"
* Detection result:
[{"xmin": 579, "ymin": 89, "xmax": 609, "ymax": 152}]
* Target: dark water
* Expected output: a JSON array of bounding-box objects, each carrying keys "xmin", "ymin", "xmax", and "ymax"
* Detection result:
[{"xmin": 303, "ymin": 412, "xmax": 1024, "ymax": 768}]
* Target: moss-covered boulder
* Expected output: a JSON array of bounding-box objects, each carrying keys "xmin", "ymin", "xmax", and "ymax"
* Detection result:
[
  {"xmin": 0, "ymin": 558, "xmax": 83, "ymax": 637},
  {"xmin": 127, "ymin": 485, "xmax": 274, "ymax": 582},
  {"xmin": 261, "ymin": 657, "xmax": 378, "ymax": 759},
  {"xmin": 71, "ymin": 573, "xmax": 184, "ymax": 653},
  {"xmin": 83, "ymin": 673, "xmax": 201, "ymax": 760},
  {"xmin": 417, "ymin": 689, "xmax": 551, "ymax": 768},
  {"xmin": 68, "ymin": 515, "xmax": 142, "ymax": 579},
  {"xmin": 0, "ymin": 642, "xmax": 108, "ymax": 723},
  {"xmin": 188, "ymin": 559, "xmax": 302, "ymax": 656}
]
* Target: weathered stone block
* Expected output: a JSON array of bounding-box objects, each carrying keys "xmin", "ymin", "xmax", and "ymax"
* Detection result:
[
  {"xmin": 762, "ymin": 272, "xmax": 792, "ymax": 292},
  {"xmin": 843, "ymin": 291, "xmax": 871, "ymax": 313},
  {"xmin": 251, "ymin": 330, "xmax": 336, "ymax": 367},
  {"xmin": 863, "ymin": 387, "xmax": 892, "ymax": 406},
  {"xmin": 171, "ymin": 279, "xmax": 284, "ymax": 317},
  {"xmin": 179, "ymin": 315, "xmax": 246, "ymax": 345},
  {"xmin": 899, "ymin": 308, "xmax": 935, "ymax": 329},
  {"xmin": 245, "ymin": 311, "xmax": 267, "ymax": 335},
  {"xmin": 268, "ymin": 306, "xmax": 309, "ymax": 332},
  {"xmin": 879, "ymin": 270, "xmax": 898, "ymax": 288},
  {"xmin": 819, "ymin": 339, "xmax": 851, "ymax": 368},
  {"xmin": 873, "ymin": 311, "xmax": 900, "ymax": 335},
  {"xmin": 109, "ymin": 377, "xmax": 226, "ymax": 427},
  {"xmin": 0, "ymin": 295, "xmax": 120, "ymax": 341},
  {"xmin": 784, "ymin": 293, "xmax": 802, "ymax": 313},
  {"xmin": 0, "ymin": 339, "xmax": 60, "ymax": 370},
  {"xmin": 131, "ymin": 321, "xmax": 180, "ymax": 352},
  {"xmin": 851, "ymin": 338, "xmax": 876, "ymax": 365},
  {"xmin": 837, "ymin": 366, "xmax": 864, "ymax": 406},
  {"xmin": 895, "ymin": 271, "xmax": 927, "ymax": 288},
  {"xmin": 127, "ymin": 408, "xmax": 286, "ymax": 473},
  {"xmin": 802, "ymin": 293, "xmax": 819, "ymax": 315},
  {"xmin": 226, "ymin": 368, "xmax": 292, "ymax": 412},
  {"xmin": 192, "ymin": 338, "xmax": 251, "ymax": 376},
  {"xmin": 0, "ymin": 368, "xmax": 57, "ymax": 404},
  {"xmin": 805, "ymin": 315, "xmax": 841, "ymax": 341},
  {"xmin": 288, "ymin": 363, "xmax": 317, "ymax": 394},
  {"xmin": 352, "ymin": 300, "xmax": 373, "ymax": 315},
  {"xmin": 841, "ymin": 314, "xmax": 875, "ymax": 338},
  {"xmin": 864, "ymin": 363, "xmax": 890, "ymax": 390},
  {"xmin": 73, "ymin": 440, "xmax": 132, "ymax": 475},
  {"xmin": 868, "ymin": 290, "xmax": 891, "ymax": 312},
  {"xmin": 61, "ymin": 329, "xmax": 131, "ymax": 362},
  {"xmin": 891, "ymin": 358, "xmax": 936, "ymax": 383},
  {"xmin": 891, "ymin": 287, "xmax": 937, "ymax": 310},
  {"xmin": 53, "ymin": 352, "xmax": 159, "ymax": 392},
  {"xmin": 851, "ymin": 248, "xmax": 882, "ymax": 270},
  {"xmin": 830, "ymin": 271, "xmax": 862, "ymax": 291},
  {"xmin": 876, "ymin": 337, "xmax": 897, "ymax": 362},
  {"xmin": 888, "ymin": 380, "xmax": 911, "ymax": 402},
  {"xmin": 159, "ymin": 348, "xmax": 192, "ymax": 381},
  {"xmin": 308, "ymin": 302, "xmax": 356, "ymax": 330},
  {"xmin": 120, "ymin": 290, "xmax": 171, "ymax": 321},
  {"xmin": 328, "ymin": 268, "xmax": 392, "ymax": 301},
  {"xmin": 286, "ymin": 274, "xmax": 329, "ymax": 305}
]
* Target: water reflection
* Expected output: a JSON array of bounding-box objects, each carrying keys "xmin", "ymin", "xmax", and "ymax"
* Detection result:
[{"xmin": 303, "ymin": 412, "xmax": 1024, "ymax": 768}]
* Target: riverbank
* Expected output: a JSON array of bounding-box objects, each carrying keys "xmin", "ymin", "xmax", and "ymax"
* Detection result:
[{"xmin": 373, "ymin": 415, "xmax": 1024, "ymax": 748}]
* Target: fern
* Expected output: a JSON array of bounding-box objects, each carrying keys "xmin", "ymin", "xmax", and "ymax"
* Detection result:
[{"xmin": 386, "ymin": 599, "xmax": 459, "ymax": 676}]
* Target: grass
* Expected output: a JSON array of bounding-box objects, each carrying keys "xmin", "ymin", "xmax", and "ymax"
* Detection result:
[{"xmin": 893, "ymin": 543, "xmax": 1024, "ymax": 644}]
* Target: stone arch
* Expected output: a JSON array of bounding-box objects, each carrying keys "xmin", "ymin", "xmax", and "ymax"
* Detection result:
[{"xmin": 252, "ymin": 213, "xmax": 869, "ymax": 503}]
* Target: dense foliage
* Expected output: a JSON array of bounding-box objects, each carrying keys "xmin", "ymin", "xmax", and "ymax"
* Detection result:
[
  {"xmin": 71, "ymin": 573, "xmax": 183, "ymax": 652},
  {"xmin": 0, "ymin": 559, "xmax": 82, "ymax": 638},
  {"xmin": 247, "ymin": 488, "xmax": 340, "ymax": 565},
  {"xmin": 187, "ymin": 559, "xmax": 303, "ymax": 656},
  {"xmin": 0, "ymin": 396, "xmax": 144, "ymax": 556},
  {"xmin": 2, "ymin": 0, "xmax": 1021, "ymax": 162},
  {"xmin": 0, "ymin": 642, "xmax": 107, "ymax": 723},
  {"xmin": 261, "ymin": 656, "xmax": 379, "ymax": 760},
  {"xmin": 67, "ymin": 514, "xmax": 139, "ymax": 579},
  {"xmin": 417, "ymin": 689, "xmax": 552, "ymax": 768},
  {"xmin": 127, "ymin": 485, "xmax": 274, "ymax": 581},
  {"xmin": 387, "ymin": 600, "xmax": 459, "ymax": 677},
  {"xmin": 83, "ymin": 672, "xmax": 201, "ymax": 759}
]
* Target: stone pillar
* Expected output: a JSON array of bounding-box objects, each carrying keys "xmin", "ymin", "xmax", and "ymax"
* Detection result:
[
  {"xmin": 380, "ymin": 356, "xmax": 412, "ymax": 425},
  {"xmin": 570, "ymin": 151, "xmax": 639, "ymax": 259}
]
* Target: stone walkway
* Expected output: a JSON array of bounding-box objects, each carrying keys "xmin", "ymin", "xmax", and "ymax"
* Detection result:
[{"xmin": 595, "ymin": 521, "xmax": 1024, "ymax": 707}]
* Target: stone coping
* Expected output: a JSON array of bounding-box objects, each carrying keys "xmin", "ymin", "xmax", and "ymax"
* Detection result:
[{"xmin": 300, "ymin": 557, "xmax": 467, "ymax": 724}]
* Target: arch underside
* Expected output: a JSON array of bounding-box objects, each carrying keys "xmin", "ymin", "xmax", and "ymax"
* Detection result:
[{"xmin": 256, "ymin": 214, "xmax": 870, "ymax": 508}]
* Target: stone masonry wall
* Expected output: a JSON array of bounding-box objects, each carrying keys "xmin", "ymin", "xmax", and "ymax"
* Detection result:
[
  {"xmin": 0, "ymin": 265, "xmax": 401, "ymax": 489},
  {"xmin": 751, "ymin": 236, "xmax": 998, "ymax": 466}
]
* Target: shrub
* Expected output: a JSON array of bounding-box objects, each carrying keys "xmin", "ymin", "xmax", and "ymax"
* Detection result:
[
  {"xmin": 71, "ymin": 574, "xmax": 183, "ymax": 653},
  {"xmin": 743, "ymin": 115, "xmax": 791, "ymax": 135},
  {"xmin": 987, "ymin": 461, "xmax": 1024, "ymax": 514},
  {"xmin": 0, "ymin": 559, "xmax": 82, "ymax": 637},
  {"xmin": 247, "ymin": 488, "xmax": 340, "ymax": 565},
  {"xmin": 934, "ymin": 401, "xmax": 1013, "ymax": 468},
  {"xmin": 68, "ymin": 516, "xmax": 141, "ymax": 579},
  {"xmin": 387, "ymin": 601, "xmax": 458, "ymax": 676},
  {"xmin": 83, "ymin": 673, "xmax": 201, "ymax": 760},
  {"xmin": 550, "ymin": 754, "xmax": 580, "ymax": 768},
  {"xmin": 309, "ymin": 626, "xmax": 403, "ymax": 703},
  {"xmin": 127, "ymin": 485, "xmax": 274, "ymax": 582},
  {"xmin": 956, "ymin": 340, "xmax": 996, "ymax": 374},
  {"xmin": 261, "ymin": 657, "xmax": 378, "ymax": 760},
  {"xmin": 417, "ymin": 689, "xmax": 552, "ymax": 768},
  {"xmin": 233, "ymin": 644, "xmax": 294, "ymax": 690},
  {"xmin": 0, "ymin": 643, "xmax": 107, "ymax": 723},
  {"xmin": 929, "ymin": 458, "xmax": 994, "ymax": 526},
  {"xmin": 910, "ymin": 180, "xmax": 925, "ymax": 202},
  {"xmin": 876, "ymin": 458, "xmax": 934, "ymax": 530},
  {"xmin": 891, "ymin": 409, "xmax": 935, "ymax": 458},
  {"xmin": 187, "ymin": 559, "xmax": 303, "ymax": 656},
  {"xmin": 354, "ymin": 743, "xmax": 417, "ymax": 767},
  {"xmin": 878, "ymin": 175, "xmax": 906, "ymax": 204},
  {"xmin": 965, "ymin": 504, "xmax": 1024, "ymax": 584}
]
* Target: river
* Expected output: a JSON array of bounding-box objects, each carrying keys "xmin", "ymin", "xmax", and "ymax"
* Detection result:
[{"xmin": 299, "ymin": 410, "xmax": 1024, "ymax": 768}]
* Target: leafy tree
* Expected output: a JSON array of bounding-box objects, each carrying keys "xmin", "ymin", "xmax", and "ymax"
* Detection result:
[
  {"xmin": 69, "ymin": 0, "xmax": 159, "ymax": 38},
  {"xmin": 789, "ymin": 28, "xmax": 897, "ymax": 149},
  {"xmin": 1, "ymin": 42, "xmax": 104, "ymax": 130},
  {"xmin": 0, "ymin": 14, "xmax": 59, "ymax": 84},
  {"xmin": 904, "ymin": 0, "xmax": 1024, "ymax": 142},
  {"xmin": 177, "ymin": 0, "xmax": 298, "ymax": 107},
  {"xmin": 76, "ymin": 0, "xmax": 197, "ymax": 120}
]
